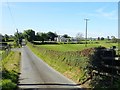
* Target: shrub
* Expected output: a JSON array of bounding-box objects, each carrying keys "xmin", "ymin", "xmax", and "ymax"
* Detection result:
[{"xmin": 0, "ymin": 79, "xmax": 16, "ymax": 90}]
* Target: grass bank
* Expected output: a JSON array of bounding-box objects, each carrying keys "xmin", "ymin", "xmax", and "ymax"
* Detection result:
[{"xmin": 0, "ymin": 51, "xmax": 21, "ymax": 90}]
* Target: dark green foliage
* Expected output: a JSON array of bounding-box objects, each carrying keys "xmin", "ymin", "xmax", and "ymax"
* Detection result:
[
  {"xmin": 35, "ymin": 32, "xmax": 48, "ymax": 42},
  {"xmin": 35, "ymin": 31, "xmax": 58, "ymax": 42},
  {"xmin": 101, "ymin": 37, "xmax": 104, "ymax": 40},
  {"xmin": 47, "ymin": 31, "xmax": 58, "ymax": 41},
  {"xmin": 0, "ymin": 79, "xmax": 16, "ymax": 90},
  {"xmin": 14, "ymin": 32, "xmax": 24, "ymax": 47},
  {"xmin": 62, "ymin": 34, "xmax": 71, "ymax": 38},
  {"xmin": 2, "ymin": 70, "xmax": 18, "ymax": 83},
  {"xmin": 0, "ymin": 69, "xmax": 18, "ymax": 90},
  {"xmin": 23, "ymin": 29, "xmax": 35, "ymax": 42}
]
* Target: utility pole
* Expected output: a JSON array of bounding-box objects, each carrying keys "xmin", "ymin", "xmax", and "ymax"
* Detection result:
[{"xmin": 84, "ymin": 19, "xmax": 89, "ymax": 47}]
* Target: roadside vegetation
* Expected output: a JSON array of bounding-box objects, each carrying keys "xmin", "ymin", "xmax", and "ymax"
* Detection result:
[
  {"xmin": 28, "ymin": 42, "xmax": 91, "ymax": 84},
  {"xmin": 0, "ymin": 51, "xmax": 21, "ymax": 90},
  {"xmin": 0, "ymin": 29, "xmax": 119, "ymax": 89},
  {"xmin": 0, "ymin": 50, "xmax": 5, "ymax": 58},
  {"xmin": 28, "ymin": 40, "xmax": 119, "ymax": 88}
]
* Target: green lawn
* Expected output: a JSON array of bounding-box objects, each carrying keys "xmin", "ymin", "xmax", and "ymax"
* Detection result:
[
  {"xmin": 38, "ymin": 44, "xmax": 97, "ymax": 52},
  {"xmin": 37, "ymin": 42, "xmax": 117, "ymax": 52}
]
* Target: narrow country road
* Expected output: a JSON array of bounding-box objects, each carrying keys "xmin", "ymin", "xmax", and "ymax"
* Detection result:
[{"xmin": 18, "ymin": 46, "xmax": 81, "ymax": 89}]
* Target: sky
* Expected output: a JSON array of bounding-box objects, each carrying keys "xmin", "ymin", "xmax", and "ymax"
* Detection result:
[{"xmin": 1, "ymin": 1, "xmax": 119, "ymax": 38}]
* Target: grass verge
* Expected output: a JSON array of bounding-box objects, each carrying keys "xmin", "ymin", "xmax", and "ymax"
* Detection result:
[{"xmin": 0, "ymin": 51, "xmax": 21, "ymax": 90}]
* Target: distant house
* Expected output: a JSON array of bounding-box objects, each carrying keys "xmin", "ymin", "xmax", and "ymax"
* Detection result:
[
  {"xmin": 57, "ymin": 35, "xmax": 67, "ymax": 42},
  {"xmin": 57, "ymin": 35, "xmax": 78, "ymax": 43}
]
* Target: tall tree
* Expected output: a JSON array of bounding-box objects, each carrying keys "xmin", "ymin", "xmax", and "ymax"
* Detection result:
[
  {"xmin": 40, "ymin": 33, "xmax": 48, "ymax": 43},
  {"xmin": 107, "ymin": 36, "xmax": 110, "ymax": 40},
  {"xmin": 97, "ymin": 37, "xmax": 100, "ymax": 40},
  {"xmin": 62, "ymin": 34, "xmax": 70, "ymax": 38},
  {"xmin": 23, "ymin": 29, "xmax": 35, "ymax": 42},
  {"xmin": 101, "ymin": 37, "xmax": 104, "ymax": 40},
  {"xmin": 35, "ymin": 32, "xmax": 41, "ymax": 41},
  {"xmin": 35, "ymin": 32, "xmax": 48, "ymax": 43},
  {"xmin": 14, "ymin": 32, "xmax": 24, "ymax": 46},
  {"xmin": 47, "ymin": 31, "xmax": 58, "ymax": 41}
]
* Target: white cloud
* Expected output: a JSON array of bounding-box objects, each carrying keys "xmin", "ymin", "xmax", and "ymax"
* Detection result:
[
  {"xmin": 95, "ymin": 7, "xmax": 118, "ymax": 20},
  {"xmin": 77, "ymin": 7, "xmax": 118, "ymax": 20}
]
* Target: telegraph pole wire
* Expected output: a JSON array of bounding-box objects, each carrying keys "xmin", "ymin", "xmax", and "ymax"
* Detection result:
[{"xmin": 6, "ymin": 0, "xmax": 17, "ymax": 33}]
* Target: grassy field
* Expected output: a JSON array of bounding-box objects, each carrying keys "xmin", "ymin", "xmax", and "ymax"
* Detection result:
[
  {"xmin": 38, "ymin": 44, "xmax": 97, "ymax": 52},
  {"xmin": 0, "ymin": 51, "xmax": 21, "ymax": 90},
  {"xmin": 38, "ymin": 41, "xmax": 117, "ymax": 52}
]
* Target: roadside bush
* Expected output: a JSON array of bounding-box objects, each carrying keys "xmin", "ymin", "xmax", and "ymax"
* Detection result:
[
  {"xmin": 0, "ymin": 79, "xmax": 16, "ymax": 90},
  {"xmin": 0, "ymin": 51, "xmax": 21, "ymax": 90},
  {"xmin": 2, "ymin": 70, "xmax": 18, "ymax": 83},
  {"xmin": 114, "ymin": 78, "xmax": 120, "ymax": 88}
]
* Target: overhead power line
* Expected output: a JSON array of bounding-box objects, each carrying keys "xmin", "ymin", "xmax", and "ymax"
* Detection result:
[{"xmin": 6, "ymin": 0, "xmax": 17, "ymax": 32}]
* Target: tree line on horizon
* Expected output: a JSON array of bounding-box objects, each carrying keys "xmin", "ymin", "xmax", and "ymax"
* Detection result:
[{"xmin": 0, "ymin": 29, "xmax": 118, "ymax": 44}]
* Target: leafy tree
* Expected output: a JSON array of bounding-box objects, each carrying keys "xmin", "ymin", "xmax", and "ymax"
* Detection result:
[
  {"xmin": 35, "ymin": 32, "xmax": 48, "ymax": 43},
  {"xmin": 62, "ymin": 34, "xmax": 70, "ymax": 38},
  {"xmin": 35, "ymin": 32, "xmax": 43, "ymax": 41},
  {"xmin": 14, "ymin": 32, "xmax": 19, "ymax": 46},
  {"xmin": 97, "ymin": 37, "xmax": 100, "ymax": 40},
  {"xmin": 35, "ymin": 33, "xmax": 41, "ymax": 41},
  {"xmin": 14, "ymin": 31, "xmax": 24, "ymax": 47},
  {"xmin": 40, "ymin": 33, "xmax": 48, "ymax": 43},
  {"xmin": 111, "ymin": 36, "xmax": 117, "ymax": 43},
  {"xmin": 47, "ymin": 31, "xmax": 58, "ymax": 41},
  {"xmin": 23, "ymin": 29, "xmax": 35, "ymax": 42},
  {"xmin": 101, "ymin": 37, "xmax": 104, "ymax": 40},
  {"xmin": 107, "ymin": 36, "xmax": 110, "ymax": 40},
  {"xmin": 4, "ymin": 34, "xmax": 9, "ymax": 42},
  {"xmin": 8, "ymin": 35, "xmax": 14, "ymax": 41}
]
